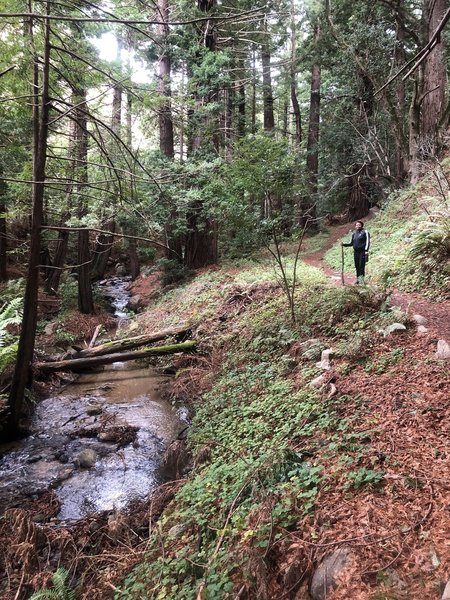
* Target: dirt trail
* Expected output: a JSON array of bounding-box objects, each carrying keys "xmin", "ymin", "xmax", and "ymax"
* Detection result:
[{"xmin": 302, "ymin": 214, "xmax": 450, "ymax": 342}]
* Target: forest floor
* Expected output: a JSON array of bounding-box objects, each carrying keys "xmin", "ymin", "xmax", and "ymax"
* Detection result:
[{"xmin": 1, "ymin": 217, "xmax": 450, "ymax": 600}]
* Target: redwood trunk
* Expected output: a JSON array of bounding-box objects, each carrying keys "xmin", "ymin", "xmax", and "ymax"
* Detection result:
[
  {"xmin": 7, "ymin": 14, "xmax": 51, "ymax": 436},
  {"xmin": 262, "ymin": 33, "xmax": 275, "ymax": 132},
  {"xmin": 422, "ymin": 0, "xmax": 448, "ymax": 145},
  {"xmin": 0, "ymin": 189, "xmax": 7, "ymax": 282},
  {"xmin": 74, "ymin": 87, "xmax": 94, "ymax": 314}
]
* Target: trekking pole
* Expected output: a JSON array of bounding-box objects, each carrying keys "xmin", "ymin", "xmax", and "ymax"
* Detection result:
[{"xmin": 341, "ymin": 244, "xmax": 345, "ymax": 286}]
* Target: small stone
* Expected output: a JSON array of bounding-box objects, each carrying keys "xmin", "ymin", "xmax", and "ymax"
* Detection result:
[
  {"xmin": 27, "ymin": 455, "xmax": 42, "ymax": 464},
  {"xmin": 57, "ymin": 452, "xmax": 69, "ymax": 464},
  {"xmin": 77, "ymin": 448, "xmax": 97, "ymax": 469},
  {"xmin": 310, "ymin": 547, "xmax": 353, "ymax": 600},
  {"xmin": 310, "ymin": 374, "xmax": 326, "ymax": 388},
  {"xmin": 98, "ymin": 431, "xmax": 116, "ymax": 442},
  {"xmin": 384, "ymin": 323, "xmax": 407, "ymax": 336},
  {"xmin": 167, "ymin": 523, "xmax": 188, "ymax": 539},
  {"xmin": 316, "ymin": 348, "xmax": 333, "ymax": 370},
  {"xmin": 44, "ymin": 321, "xmax": 58, "ymax": 335},
  {"xmin": 32, "ymin": 513, "xmax": 47, "ymax": 523},
  {"xmin": 442, "ymin": 579, "xmax": 450, "ymax": 600},
  {"xmin": 413, "ymin": 314, "xmax": 427, "ymax": 326},
  {"xmin": 86, "ymin": 404, "xmax": 103, "ymax": 416},
  {"xmin": 417, "ymin": 325, "xmax": 428, "ymax": 335},
  {"xmin": 436, "ymin": 340, "xmax": 450, "ymax": 360}
]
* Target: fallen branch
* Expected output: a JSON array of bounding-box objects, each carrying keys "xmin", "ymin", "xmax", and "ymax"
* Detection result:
[{"xmin": 35, "ymin": 341, "xmax": 197, "ymax": 372}]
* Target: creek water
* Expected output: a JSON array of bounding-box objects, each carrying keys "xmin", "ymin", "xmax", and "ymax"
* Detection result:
[{"xmin": 0, "ymin": 278, "xmax": 185, "ymax": 523}]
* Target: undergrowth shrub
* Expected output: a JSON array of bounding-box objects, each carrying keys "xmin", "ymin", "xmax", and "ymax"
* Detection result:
[{"xmin": 0, "ymin": 296, "xmax": 22, "ymax": 376}]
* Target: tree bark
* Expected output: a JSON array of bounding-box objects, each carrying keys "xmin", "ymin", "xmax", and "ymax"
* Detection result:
[
  {"xmin": 183, "ymin": 0, "xmax": 218, "ymax": 269},
  {"xmin": 74, "ymin": 86, "xmax": 94, "ymax": 314},
  {"xmin": 422, "ymin": 0, "xmax": 448, "ymax": 146},
  {"xmin": 299, "ymin": 17, "xmax": 321, "ymax": 227},
  {"xmin": 91, "ymin": 220, "xmax": 115, "ymax": 280},
  {"xmin": 66, "ymin": 325, "xmax": 190, "ymax": 359},
  {"xmin": 347, "ymin": 164, "xmax": 370, "ymax": 221},
  {"xmin": 262, "ymin": 20, "xmax": 275, "ymax": 132},
  {"xmin": 0, "ymin": 178, "xmax": 7, "ymax": 281},
  {"xmin": 35, "ymin": 341, "xmax": 197, "ymax": 372},
  {"xmin": 7, "ymin": 10, "xmax": 51, "ymax": 436},
  {"xmin": 394, "ymin": 8, "xmax": 407, "ymax": 181}
]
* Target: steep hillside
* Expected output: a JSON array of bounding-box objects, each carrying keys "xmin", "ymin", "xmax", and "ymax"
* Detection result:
[{"xmin": 2, "ymin": 167, "xmax": 449, "ymax": 600}]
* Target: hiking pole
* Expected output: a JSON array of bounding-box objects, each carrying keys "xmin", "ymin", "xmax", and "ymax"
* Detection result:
[{"xmin": 341, "ymin": 244, "xmax": 345, "ymax": 286}]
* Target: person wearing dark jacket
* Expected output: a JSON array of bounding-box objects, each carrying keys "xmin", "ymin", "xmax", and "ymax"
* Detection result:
[{"xmin": 341, "ymin": 220, "xmax": 370, "ymax": 284}]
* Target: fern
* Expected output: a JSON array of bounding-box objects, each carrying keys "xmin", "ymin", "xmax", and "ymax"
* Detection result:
[
  {"xmin": 0, "ymin": 297, "xmax": 23, "ymax": 374},
  {"xmin": 409, "ymin": 214, "xmax": 450, "ymax": 270},
  {"xmin": 30, "ymin": 568, "xmax": 76, "ymax": 600}
]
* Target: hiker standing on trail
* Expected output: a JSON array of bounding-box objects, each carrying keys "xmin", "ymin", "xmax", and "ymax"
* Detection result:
[{"xmin": 341, "ymin": 221, "xmax": 370, "ymax": 284}]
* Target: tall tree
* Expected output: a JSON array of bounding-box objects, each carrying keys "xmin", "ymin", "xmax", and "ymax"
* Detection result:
[{"xmin": 7, "ymin": 8, "xmax": 51, "ymax": 435}]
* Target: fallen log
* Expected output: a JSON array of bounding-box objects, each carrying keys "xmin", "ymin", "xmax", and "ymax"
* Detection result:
[
  {"xmin": 61, "ymin": 325, "xmax": 191, "ymax": 360},
  {"xmin": 35, "ymin": 341, "xmax": 197, "ymax": 373}
]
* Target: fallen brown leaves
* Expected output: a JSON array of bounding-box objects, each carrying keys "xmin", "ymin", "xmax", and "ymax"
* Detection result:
[
  {"xmin": 277, "ymin": 328, "xmax": 450, "ymax": 599},
  {"xmin": 0, "ymin": 481, "xmax": 184, "ymax": 600}
]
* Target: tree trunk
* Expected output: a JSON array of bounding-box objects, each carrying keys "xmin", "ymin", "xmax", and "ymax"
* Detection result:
[
  {"xmin": 91, "ymin": 220, "xmax": 115, "ymax": 280},
  {"xmin": 290, "ymin": 0, "xmax": 301, "ymax": 145},
  {"xmin": 422, "ymin": 0, "xmax": 448, "ymax": 148},
  {"xmin": 184, "ymin": 207, "xmax": 218, "ymax": 269},
  {"xmin": 74, "ymin": 86, "xmax": 94, "ymax": 314},
  {"xmin": 7, "ymin": 13, "xmax": 51, "ymax": 437},
  {"xmin": 394, "ymin": 9, "xmax": 407, "ymax": 181},
  {"xmin": 67, "ymin": 325, "xmax": 190, "ymax": 359},
  {"xmin": 299, "ymin": 18, "xmax": 321, "ymax": 227},
  {"xmin": 347, "ymin": 164, "xmax": 370, "ymax": 221},
  {"xmin": 251, "ymin": 43, "xmax": 257, "ymax": 133},
  {"xmin": 0, "ymin": 177, "xmax": 7, "ymax": 281},
  {"xmin": 36, "ymin": 341, "xmax": 197, "ymax": 373},
  {"xmin": 158, "ymin": 0, "xmax": 175, "ymax": 159},
  {"xmin": 78, "ymin": 228, "xmax": 94, "ymax": 313},
  {"xmin": 237, "ymin": 58, "xmax": 246, "ymax": 138},
  {"xmin": 127, "ymin": 239, "xmax": 140, "ymax": 280},
  {"xmin": 184, "ymin": 0, "xmax": 218, "ymax": 269},
  {"xmin": 408, "ymin": 79, "xmax": 422, "ymax": 184},
  {"xmin": 44, "ymin": 227, "xmax": 70, "ymax": 294},
  {"xmin": 262, "ymin": 21, "xmax": 275, "ymax": 132}
]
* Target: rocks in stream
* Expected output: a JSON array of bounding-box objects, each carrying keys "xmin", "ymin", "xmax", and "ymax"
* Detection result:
[{"xmin": 76, "ymin": 449, "xmax": 97, "ymax": 469}]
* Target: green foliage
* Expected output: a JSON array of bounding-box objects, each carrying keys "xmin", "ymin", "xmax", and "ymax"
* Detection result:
[
  {"xmin": 157, "ymin": 258, "xmax": 190, "ymax": 287},
  {"xmin": 29, "ymin": 568, "xmax": 76, "ymax": 600},
  {"xmin": 365, "ymin": 348, "xmax": 404, "ymax": 374},
  {"xmin": 345, "ymin": 468, "xmax": 384, "ymax": 490},
  {"xmin": 0, "ymin": 296, "xmax": 22, "ymax": 375},
  {"xmin": 409, "ymin": 214, "xmax": 450, "ymax": 275}
]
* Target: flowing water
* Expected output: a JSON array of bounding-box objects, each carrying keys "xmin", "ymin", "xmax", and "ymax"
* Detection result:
[{"xmin": 0, "ymin": 278, "xmax": 185, "ymax": 523}]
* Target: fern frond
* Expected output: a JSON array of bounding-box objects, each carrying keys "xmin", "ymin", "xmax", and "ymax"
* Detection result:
[{"xmin": 30, "ymin": 568, "xmax": 76, "ymax": 600}]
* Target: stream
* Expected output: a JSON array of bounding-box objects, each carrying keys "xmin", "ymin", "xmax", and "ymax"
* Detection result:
[{"xmin": 0, "ymin": 277, "xmax": 186, "ymax": 523}]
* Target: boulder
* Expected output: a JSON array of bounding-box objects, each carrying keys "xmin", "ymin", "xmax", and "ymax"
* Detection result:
[
  {"xmin": 77, "ymin": 448, "xmax": 97, "ymax": 469},
  {"xmin": 127, "ymin": 295, "xmax": 142, "ymax": 311},
  {"xmin": 436, "ymin": 340, "xmax": 450, "ymax": 360},
  {"xmin": 86, "ymin": 404, "xmax": 103, "ymax": 416},
  {"xmin": 310, "ymin": 547, "xmax": 353, "ymax": 600}
]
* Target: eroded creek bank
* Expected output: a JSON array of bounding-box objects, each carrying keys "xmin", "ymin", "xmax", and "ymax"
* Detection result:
[{"xmin": 0, "ymin": 277, "xmax": 187, "ymax": 523}]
